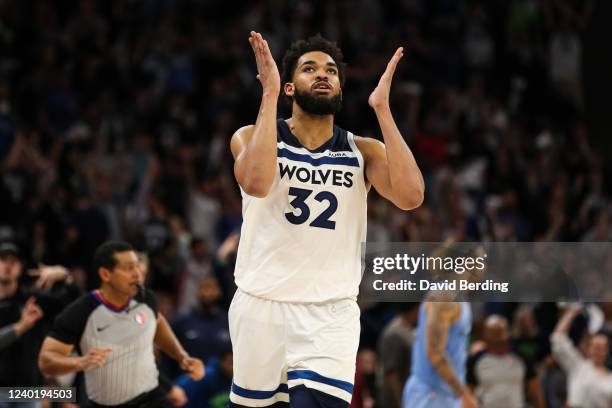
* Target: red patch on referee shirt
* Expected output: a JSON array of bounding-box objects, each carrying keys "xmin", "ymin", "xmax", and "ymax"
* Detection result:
[{"xmin": 134, "ymin": 311, "xmax": 146, "ymax": 325}]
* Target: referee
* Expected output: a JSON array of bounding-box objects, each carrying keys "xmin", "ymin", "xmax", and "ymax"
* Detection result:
[{"xmin": 38, "ymin": 241, "xmax": 204, "ymax": 407}]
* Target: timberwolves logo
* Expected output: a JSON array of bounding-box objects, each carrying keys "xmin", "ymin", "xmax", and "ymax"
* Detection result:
[{"xmin": 134, "ymin": 311, "xmax": 146, "ymax": 325}]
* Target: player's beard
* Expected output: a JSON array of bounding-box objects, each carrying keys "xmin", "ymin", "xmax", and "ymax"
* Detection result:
[{"xmin": 293, "ymin": 88, "xmax": 342, "ymax": 115}]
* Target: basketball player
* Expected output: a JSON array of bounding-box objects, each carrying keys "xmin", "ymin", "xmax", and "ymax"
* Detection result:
[
  {"xmin": 228, "ymin": 32, "xmax": 424, "ymax": 407},
  {"xmin": 402, "ymin": 243, "xmax": 483, "ymax": 408},
  {"xmin": 402, "ymin": 301, "xmax": 478, "ymax": 408}
]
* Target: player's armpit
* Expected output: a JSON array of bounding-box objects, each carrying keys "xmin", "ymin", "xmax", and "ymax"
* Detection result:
[
  {"xmin": 424, "ymin": 302, "xmax": 465, "ymax": 396},
  {"xmin": 354, "ymin": 136, "xmax": 424, "ymax": 210}
]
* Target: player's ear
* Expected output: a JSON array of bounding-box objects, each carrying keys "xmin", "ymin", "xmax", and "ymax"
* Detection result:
[{"xmin": 284, "ymin": 82, "xmax": 295, "ymax": 97}]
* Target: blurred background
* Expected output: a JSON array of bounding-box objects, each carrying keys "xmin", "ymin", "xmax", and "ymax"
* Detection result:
[{"xmin": 1, "ymin": 0, "xmax": 611, "ymax": 407}]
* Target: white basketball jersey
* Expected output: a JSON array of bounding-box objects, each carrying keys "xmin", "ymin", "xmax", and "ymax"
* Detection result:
[{"xmin": 234, "ymin": 119, "xmax": 368, "ymax": 302}]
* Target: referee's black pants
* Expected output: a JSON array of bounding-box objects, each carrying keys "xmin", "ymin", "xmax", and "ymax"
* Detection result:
[{"xmin": 87, "ymin": 386, "xmax": 171, "ymax": 408}]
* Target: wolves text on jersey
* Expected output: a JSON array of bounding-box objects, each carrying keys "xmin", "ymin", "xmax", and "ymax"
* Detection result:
[{"xmin": 279, "ymin": 162, "xmax": 354, "ymax": 188}]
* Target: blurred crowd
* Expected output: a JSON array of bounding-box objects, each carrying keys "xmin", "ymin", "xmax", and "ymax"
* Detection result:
[{"xmin": 1, "ymin": 0, "xmax": 610, "ymax": 407}]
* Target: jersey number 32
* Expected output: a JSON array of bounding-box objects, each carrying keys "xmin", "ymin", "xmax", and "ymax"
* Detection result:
[{"xmin": 285, "ymin": 187, "xmax": 337, "ymax": 230}]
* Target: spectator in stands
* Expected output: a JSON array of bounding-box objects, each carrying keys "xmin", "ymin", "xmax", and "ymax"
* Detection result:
[
  {"xmin": 377, "ymin": 302, "xmax": 419, "ymax": 408},
  {"xmin": 352, "ymin": 349, "xmax": 376, "ymax": 408},
  {"xmin": 541, "ymin": 356, "xmax": 568, "ymax": 408},
  {"xmin": 512, "ymin": 305, "xmax": 546, "ymax": 366},
  {"xmin": 179, "ymin": 237, "xmax": 214, "ymax": 313},
  {"xmin": 468, "ymin": 315, "xmax": 545, "ymax": 408},
  {"xmin": 551, "ymin": 305, "xmax": 612, "ymax": 407},
  {"xmin": 0, "ymin": 242, "xmax": 80, "ymax": 407},
  {"xmin": 163, "ymin": 276, "xmax": 230, "ymax": 379}
]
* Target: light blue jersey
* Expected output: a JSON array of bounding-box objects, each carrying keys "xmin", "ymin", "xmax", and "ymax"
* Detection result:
[{"xmin": 403, "ymin": 302, "xmax": 472, "ymax": 408}]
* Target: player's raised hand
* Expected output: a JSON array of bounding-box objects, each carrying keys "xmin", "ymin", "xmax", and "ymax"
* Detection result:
[
  {"xmin": 180, "ymin": 355, "xmax": 205, "ymax": 381},
  {"xmin": 249, "ymin": 31, "xmax": 280, "ymax": 95},
  {"xmin": 368, "ymin": 47, "xmax": 404, "ymax": 110},
  {"xmin": 78, "ymin": 347, "xmax": 113, "ymax": 371}
]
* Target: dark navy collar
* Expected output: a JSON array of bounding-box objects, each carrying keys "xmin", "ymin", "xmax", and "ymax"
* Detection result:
[{"xmin": 277, "ymin": 119, "xmax": 342, "ymax": 153}]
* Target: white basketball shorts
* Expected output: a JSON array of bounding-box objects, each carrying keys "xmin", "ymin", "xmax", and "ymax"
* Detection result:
[{"xmin": 228, "ymin": 289, "xmax": 360, "ymax": 407}]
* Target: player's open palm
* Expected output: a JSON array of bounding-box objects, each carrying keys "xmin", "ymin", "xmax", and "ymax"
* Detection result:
[
  {"xmin": 78, "ymin": 347, "xmax": 112, "ymax": 371},
  {"xmin": 249, "ymin": 31, "xmax": 280, "ymax": 94},
  {"xmin": 368, "ymin": 47, "xmax": 404, "ymax": 110}
]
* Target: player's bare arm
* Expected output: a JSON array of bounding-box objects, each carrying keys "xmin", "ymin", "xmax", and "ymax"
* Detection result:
[
  {"xmin": 154, "ymin": 314, "xmax": 204, "ymax": 380},
  {"xmin": 426, "ymin": 302, "xmax": 479, "ymax": 408},
  {"xmin": 425, "ymin": 302, "xmax": 462, "ymax": 393},
  {"xmin": 231, "ymin": 31, "xmax": 280, "ymax": 198},
  {"xmin": 355, "ymin": 47, "xmax": 424, "ymax": 211},
  {"xmin": 38, "ymin": 336, "xmax": 112, "ymax": 376}
]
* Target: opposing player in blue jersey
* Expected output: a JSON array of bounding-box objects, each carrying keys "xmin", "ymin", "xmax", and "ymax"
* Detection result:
[
  {"xmin": 402, "ymin": 242, "xmax": 483, "ymax": 408},
  {"xmin": 402, "ymin": 301, "xmax": 479, "ymax": 408},
  {"xmin": 228, "ymin": 31, "xmax": 424, "ymax": 407}
]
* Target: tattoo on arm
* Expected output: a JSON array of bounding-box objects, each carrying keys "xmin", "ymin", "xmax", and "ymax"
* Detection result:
[{"xmin": 425, "ymin": 302, "xmax": 465, "ymax": 397}]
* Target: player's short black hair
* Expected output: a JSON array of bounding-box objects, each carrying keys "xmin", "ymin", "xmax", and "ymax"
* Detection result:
[
  {"xmin": 93, "ymin": 241, "xmax": 134, "ymax": 273},
  {"xmin": 281, "ymin": 34, "xmax": 346, "ymax": 99}
]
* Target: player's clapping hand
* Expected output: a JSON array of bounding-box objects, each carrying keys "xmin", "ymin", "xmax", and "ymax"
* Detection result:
[
  {"xmin": 14, "ymin": 296, "xmax": 44, "ymax": 335},
  {"xmin": 249, "ymin": 31, "xmax": 280, "ymax": 95},
  {"xmin": 368, "ymin": 47, "xmax": 404, "ymax": 110},
  {"xmin": 77, "ymin": 347, "xmax": 113, "ymax": 371},
  {"xmin": 180, "ymin": 355, "xmax": 205, "ymax": 381}
]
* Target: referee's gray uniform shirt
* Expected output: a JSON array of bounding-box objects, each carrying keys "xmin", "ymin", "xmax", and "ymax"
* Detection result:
[{"xmin": 49, "ymin": 290, "xmax": 159, "ymax": 406}]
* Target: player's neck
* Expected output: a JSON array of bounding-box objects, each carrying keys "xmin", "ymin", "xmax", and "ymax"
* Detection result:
[
  {"xmin": 288, "ymin": 109, "xmax": 334, "ymax": 150},
  {"xmin": 98, "ymin": 285, "xmax": 130, "ymax": 308}
]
